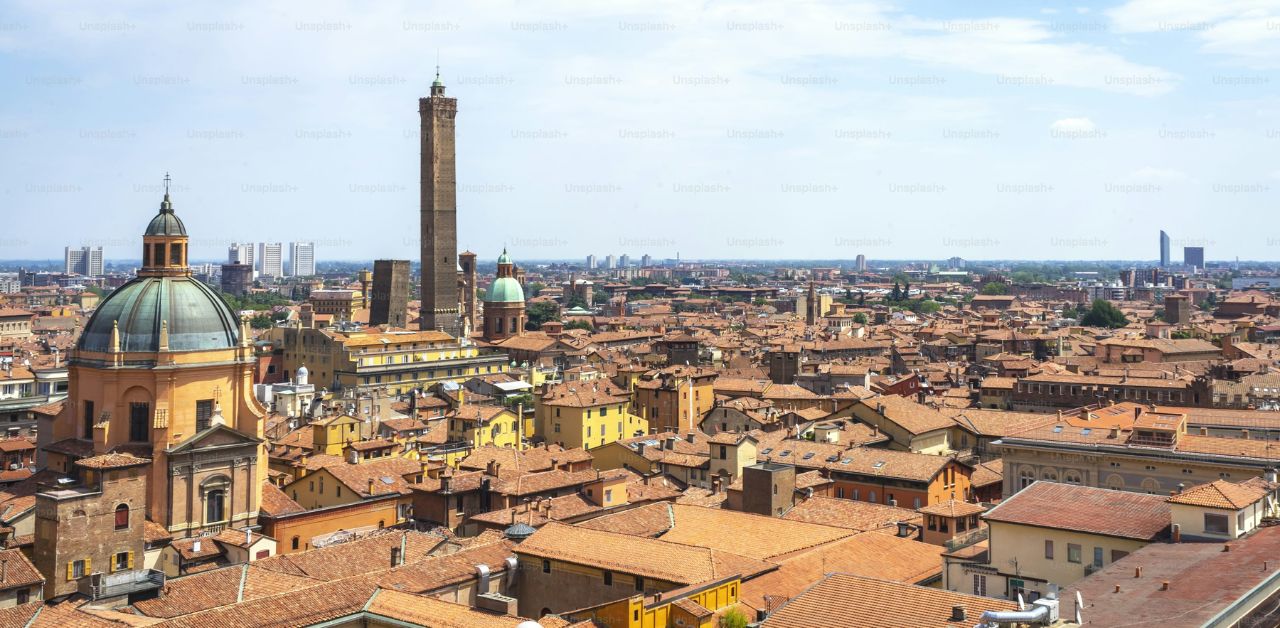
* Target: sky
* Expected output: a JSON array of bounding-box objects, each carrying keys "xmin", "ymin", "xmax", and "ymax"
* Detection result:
[{"xmin": 1, "ymin": 0, "xmax": 1279, "ymax": 264}]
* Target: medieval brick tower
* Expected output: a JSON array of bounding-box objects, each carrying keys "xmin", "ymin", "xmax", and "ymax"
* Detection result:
[{"xmin": 419, "ymin": 71, "xmax": 462, "ymax": 336}]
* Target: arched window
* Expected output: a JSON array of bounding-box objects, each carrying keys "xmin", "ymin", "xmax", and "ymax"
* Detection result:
[
  {"xmin": 1141, "ymin": 478, "xmax": 1160, "ymax": 494},
  {"xmin": 1106, "ymin": 474, "xmax": 1126, "ymax": 491},
  {"xmin": 114, "ymin": 504, "xmax": 129, "ymax": 530},
  {"xmin": 1063, "ymin": 470, "xmax": 1083, "ymax": 485},
  {"xmin": 291, "ymin": 536, "xmax": 300, "ymax": 550},
  {"xmin": 1041, "ymin": 469, "xmax": 1058, "ymax": 482},
  {"xmin": 206, "ymin": 489, "xmax": 226, "ymax": 523}
]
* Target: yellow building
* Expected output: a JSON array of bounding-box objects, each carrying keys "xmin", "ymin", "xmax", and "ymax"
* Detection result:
[
  {"xmin": 447, "ymin": 404, "xmax": 522, "ymax": 452},
  {"xmin": 538, "ymin": 382, "xmax": 647, "ymax": 450},
  {"xmin": 271, "ymin": 326, "xmax": 508, "ymax": 396},
  {"xmin": 631, "ymin": 366, "xmax": 715, "ymax": 434},
  {"xmin": 311, "ymin": 414, "xmax": 362, "ymax": 456},
  {"xmin": 281, "ymin": 457, "xmax": 421, "ymax": 525},
  {"xmin": 42, "ymin": 185, "xmax": 267, "ymax": 538}
]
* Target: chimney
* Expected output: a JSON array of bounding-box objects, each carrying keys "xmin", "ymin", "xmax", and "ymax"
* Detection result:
[
  {"xmin": 1242, "ymin": 429, "xmax": 1251, "ymax": 440},
  {"xmin": 1134, "ymin": 406, "xmax": 1142, "ymax": 421},
  {"xmin": 685, "ymin": 432, "xmax": 695, "ymax": 444},
  {"xmin": 246, "ymin": 528, "xmax": 252, "ymax": 545},
  {"xmin": 1135, "ymin": 567, "xmax": 1142, "ymax": 578},
  {"xmin": 1172, "ymin": 523, "xmax": 1182, "ymax": 543},
  {"xmin": 664, "ymin": 437, "xmax": 676, "ymax": 451},
  {"xmin": 1, "ymin": 558, "xmax": 7, "ymax": 583},
  {"xmin": 390, "ymin": 546, "xmax": 402, "ymax": 568},
  {"xmin": 1267, "ymin": 469, "xmax": 1278, "ymax": 484},
  {"xmin": 368, "ymin": 478, "xmax": 376, "ymax": 495},
  {"xmin": 950, "ymin": 605, "xmax": 966, "ymax": 622},
  {"xmin": 1161, "ymin": 581, "xmax": 1170, "ymax": 591}
]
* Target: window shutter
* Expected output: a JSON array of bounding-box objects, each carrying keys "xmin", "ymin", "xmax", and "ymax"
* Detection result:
[
  {"xmin": 85, "ymin": 557, "xmax": 92, "ymax": 574},
  {"xmin": 128, "ymin": 552, "xmax": 135, "ymax": 569},
  {"xmin": 66, "ymin": 562, "xmax": 74, "ymax": 581},
  {"xmin": 109, "ymin": 557, "xmax": 117, "ymax": 573}
]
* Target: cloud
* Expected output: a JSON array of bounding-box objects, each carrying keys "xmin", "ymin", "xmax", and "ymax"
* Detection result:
[
  {"xmin": 1050, "ymin": 117, "xmax": 1097, "ymax": 133},
  {"xmin": 1108, "ymin": 0, "xmax": 1280, "ymax": 66}
]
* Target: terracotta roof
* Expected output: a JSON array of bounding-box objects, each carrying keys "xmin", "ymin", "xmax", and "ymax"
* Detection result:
[
  {"xmin": 917, "ymin": 500, "xmax": 985, "ymax": 518},
  {"xmin": 782, "ymin": 496, "xmax": 922, "ymax": 533},
  {"xmin": 578, "ymin": 502, "xmax": 676, "ymax": 537},
  {"xmin": 0, "ymin": 548, "xmax": 43, "ymax": 590},
  {"xmin": 739, "ymin": 533, "xmax": 944, "ymax": 613},
  {"xmin": 133, "ymin": 564, "xmax": 320, "ymax": 618},
  {"xmin": 516, "ymin": 522, "xmax": 771, "ymax": 584},
  {"xmin": 860, "ymin": 395, "xmax": 955, "ymax": 435},
  {"xmin": 969, "ymin": 459, "xmax": 1003, "ymax": 488},
  {"xmin": 363, "ymin": 589, "xmax": 530, "ymax": 627},
  {"xmin": 1167, "ymin": 479, "xmax": 1268, "ymax": 510},
  {"xmin": 651, "ymin": 504, "xmax": 853, "ymax": 561},
  {"xmin": 75, "ymin": 452, "xmax": 150, "ymax": 469},
  {"xmin": 761, "ymin": 572, "xmax": 1017, "ymax": 628},
  {"xmin": 260, "ymin": 481, "xmax": 306, "ymax": 516},
  {"xmin": 985, "ymin": 482, "xmax": 1169, "ymax": 540},
  {"xmin": 1061, "ymin": 524, "xmax": 1280, "ymax": 627}
]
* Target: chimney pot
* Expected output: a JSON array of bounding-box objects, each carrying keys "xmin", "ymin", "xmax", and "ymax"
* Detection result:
[
  {"xmin": 1161, "ymin": 581, "xmax": 1170, "ymax": 591},
  {"xmin": 950, "ymin": 605, "xmax": 966, "ymax": 622},
  {"xmin": 1135, "ymin": 567, "xmax": 1142, "ymax": 578},
  {"xmin": 1115, "ymin": 584, "xmax": 1121, "ymax": 593}
]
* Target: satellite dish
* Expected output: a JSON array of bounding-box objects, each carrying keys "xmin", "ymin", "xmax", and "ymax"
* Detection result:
[
  {"xmin": 1075, "ymin": 591, "xmax": 1084, "ymax": 624},
  {"xmin": 1016, "ymin": 593, "xmax": 1025, "ymax": 611}
]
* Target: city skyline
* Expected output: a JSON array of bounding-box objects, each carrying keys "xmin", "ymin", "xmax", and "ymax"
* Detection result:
[{"xmin": 2, "ymin": 1, "xmax": 1278, "ymax": 262}]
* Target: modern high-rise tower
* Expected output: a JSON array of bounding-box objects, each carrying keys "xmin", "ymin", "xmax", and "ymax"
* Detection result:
[
  {"xmin": 289, "ymin": 241, "xmax": 316, "ymax": 277},
  {"xmin": 419, "ymin": 71, "xmax": 461, "ymax": 336},
  {"xmin": 1159, "ymin": 230, "xmax": 1170, "ymax": 268}
]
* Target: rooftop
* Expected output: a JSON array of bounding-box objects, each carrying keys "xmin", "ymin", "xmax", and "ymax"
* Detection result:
[{"xmin": 984, "ymin": 482, "xmax": 1170, "ymax": 540}]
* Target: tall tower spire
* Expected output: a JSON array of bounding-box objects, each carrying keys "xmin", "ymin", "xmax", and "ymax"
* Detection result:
[{"xmin": 419, "ymin": 72, "xmax": 461, "ymax": 336}]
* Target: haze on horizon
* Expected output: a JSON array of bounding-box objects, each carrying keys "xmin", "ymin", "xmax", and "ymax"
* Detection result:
[{"xmin": 2, "ymin": 0, "xmax": 1278, "ymax": 263}]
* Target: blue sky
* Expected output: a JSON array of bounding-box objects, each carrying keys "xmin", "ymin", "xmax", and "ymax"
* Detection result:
[{"xmin": 1, "ymin": 0, "xmax": 1278, "ymax": 263}]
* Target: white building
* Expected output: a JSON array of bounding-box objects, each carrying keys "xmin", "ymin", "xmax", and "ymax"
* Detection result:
[
  {"xmin": 257, "ymin": 242, "xmax": 283, "ymax": 278},
  {"xmin": 228, "ymin": 242, "xmax": 255, "ymax": 267},
  {"xmin": 605, "ymin": 254, "xmax": 616, "ymax": 269},
  {"xmin": 289, "ymin": 241, "xmax": 316, "ymax": 277},
  {"xmin": 64, "ymin": 246, "xmax": 103, "ymax": 276},
  {"xmin": 586, "ymin": 254, "xmax": 597, "ymax": 269}
]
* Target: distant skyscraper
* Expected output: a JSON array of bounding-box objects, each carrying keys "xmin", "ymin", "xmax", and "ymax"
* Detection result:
[
  {"xmin": 641, "ymin": 254, "xmax": 652, "ymax": 268},
  {"xmin": 855, "ymin": 254, "xmax": 867, "ymax": 272},
  {"xmin": 619, "ymin": 254, "xmax": 630, "ymax": 268},
  {"xmin": 228, "ymin": 243, "xmax": 255, "ymax": 268},
  {"xmin": 289, "ymin": 241, "xmax": 316, "ymax": 277},
  {"xmin": 1159, "ymin": 231, "xmax": 1170, "ymax": 267},
  {"xmin": 1184, "ymin": 246, "xmax": 1204, "ymax": 269},
  {"xmin": 64, "ymin": 246, "xmax": 103, "ymax": 276},
  {"xmin": 586, "ymin": 254, "xmax": 597, "ymax": 269},
  {"xmin": 257, "ymin": 242, "xmax": 283, "ymax": 278},
  {"xmin": 605, "ymin": 254, "xmax": 616, "ymax": 269}
]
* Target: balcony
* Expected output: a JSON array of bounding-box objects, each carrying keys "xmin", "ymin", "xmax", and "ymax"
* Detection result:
[{"xmin": 81, "ymin": 569, "xmax": 165, "ymax": 600}]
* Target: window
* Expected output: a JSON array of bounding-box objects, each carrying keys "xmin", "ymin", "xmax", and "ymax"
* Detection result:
[
  {"xmin": 1067, "ymin": 543, "xmax": 1082, "ymax": 564},
  {"xmin": 1044, "ymin": 540, "xmax": 1054, "ymax": 559},
  {"xmin": 603, "ymin": 571, "xmax": 613, "ymax": 586},
  {"xmin": 83, "ymin": 400, "xmax": 95, "ymax": 438},
  {"xmin": 16, "ymin": 589, "xmax": 27, "ymax": 604},
  {"xmin": 1093, "ymin": 547, "xmax": 1104, "ymax": 567},
  {"xmin": 835, "ymin": 487, "xmax": 844, "ymax": 498},
  {"xmin": 114, "ymin": 551, "xmax": 130, "ymax": 572},
  {"xmin": 913, "ymin": 497, "xmax": 921, "ymax": 509},
  {"xmin": 206, "ymin": 489, "xmax": 226, "ymax": 523},
  {"xmin": 869, "ymin": 491, "xmax": 877, "ymax": 503},
  {"xmin": 635, "ymin": 576, "xmax": 645, "ymax": 592},
  {"xmin": 114, "ymin": 504, "xmax": 129, "ymax": 530},
  {"xmin": 129, "ymin": 402, "xmax": 150, "ymax": 442},
  {"xmin": 71, "ymin": 559, "xmax": 87, "ymax": 580},
  {"xmin": 195, "ymin": 399, "xmax": 214, "ymax": 432},
  {"xmin": 927, "ymin": 516, "xmax": 937, "ymax": 531},
  {"xmin": 1204, "ymin": 513, "xmax": 1229, "ymax": 535},
  {"xmin": 973, "ymin": 574, "xmax": 987, "ymax": 596},
  {"xmin": 291, "ymin": 536, "xmax": 300, "ymax": 550},
  {"xmin": 542, "ymin": 559, "xmax": 551, "ymax": 573}
]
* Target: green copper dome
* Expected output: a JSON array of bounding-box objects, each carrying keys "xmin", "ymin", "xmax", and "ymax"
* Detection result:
[
  {"xmin": 497, "ymin": 249, "xmax": 512, "ymax": 265},
  {"xmin": 485, "ymin": 277, "xmax": 525, "ymax": 304},
  {"xmin": 79, "ymin": 276, "xmax": 240, "ymax": 352},
  {"xmin": 145, "ymin": 194, "xmax": 187, "ymax": 236}
]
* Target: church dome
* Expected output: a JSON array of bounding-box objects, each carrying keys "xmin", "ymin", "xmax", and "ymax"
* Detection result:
[
  {"xmin": 485, "ymin": 277, "xmax": 525, "ymax": 303},
  {"xmin": 78, "ymin": 276, "xmax": 240, "ymax": 353},
  {"xmin": 145, "ymin": 194, "xmax": 187, "ymax": 236}
]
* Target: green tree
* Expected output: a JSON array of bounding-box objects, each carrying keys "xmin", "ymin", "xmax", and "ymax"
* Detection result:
[
  {"xmin": 525, "ymin": 282, "xmax": 546, "ymax": 298},
  {"xmin": 1080, "ymin": 299, "xmax": 1129, "ymax": 328},
  {"xmin": 565, "ymin": 294, "xmax": 589, "ymax": 310},
  {"xmin": 980, "ymin": 282, "xmax": 1008, "ymax": 295},
  {"xmin": 592, "ymin": 291, "xmax": 610, "ymax": 305},
  {"xmin": 525, "ymin": 301, "xmax": 559, "ymax": 330},
  {"xmin": 719, "ymin": 608, "xmax": 749, "ymax": 628},
  {"xmin": 889, "ymin": 281, "xmax": 902, "ymax": 301},
  {"xmin": 564, "ymin": 319, "xmax": 594, "ymax": 332},
  {"xmin": 852, "ymin": 312, "xmax": 868, "ymax": 324},
  {"xmin": 917, "ymin": 299, "xmax": 942, "ymax": 314},
  {"xmin": 249, "ymin": 313, "xmax": 274, "ymax": 329},
  {"xmin": 1061, "ymin": 306, "xmax": 1079, "ymax": 320},
  {"xmin": 753, "ymin": 297, "xmax": 768, "ymax": 306}
]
